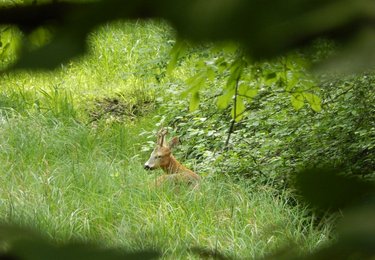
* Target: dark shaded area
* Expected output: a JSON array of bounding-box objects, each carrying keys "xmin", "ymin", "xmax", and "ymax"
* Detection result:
[
  {"xmin": 292, "ymin": 206, "xmax": 375, "ymax": 260},
  {"xmin": 292, "ymin": 168, "xmax": 375, "ymax": 260},
  {"xmin": 0, "ymin": 224, "xmax": 160, "ymax": 260},
  {"xmin": 0, "ymin": 0, "xmax": 374, "ymax": 70},
  {"xmin": 0, "ymin": 0, "xmax": 156, "ymax": 69},
  {"xmin": 189, "ymin": 247, "xmax": 231, "ymax": 260},
  {"xmin": 258, "ymin": 168, "xmax": 375, "ymax": 260},
  {"xmin": 295, "ymin": 167, "xmax": 375, "ymax": 212}
]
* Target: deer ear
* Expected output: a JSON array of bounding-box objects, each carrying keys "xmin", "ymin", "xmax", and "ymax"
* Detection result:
[{"xmin": 168, "ymin": 137, "xmax": 180, "ymax": 149}]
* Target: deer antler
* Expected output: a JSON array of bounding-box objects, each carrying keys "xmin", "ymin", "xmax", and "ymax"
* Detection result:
[{"xmin": 157, "ymin": 127, "xmax": 168, "ymax": 146}]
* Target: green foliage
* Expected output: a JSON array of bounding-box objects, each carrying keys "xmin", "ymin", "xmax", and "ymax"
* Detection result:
[
  {"xmin": 0, "ymin": 15, "xmax": 374, "ymax": 260},
  {"xmin": 291, "ymin": 93, "xmax": 305, "ymax": 110},
  {"xmin": 169, "ymin": 45, "xmax": 323, "ymax": 126},
  {"xmin": 157, "ymin": 41, "xmax": 374, "ymax": 192},
  {"xmin": 0, "ymin": 21, "xmax": 342, "ymax": 259}
]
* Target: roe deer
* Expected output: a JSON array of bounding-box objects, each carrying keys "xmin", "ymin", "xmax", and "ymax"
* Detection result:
[{"xmin": 144, "ymin": 128, "xmax": 200, "ymax": 187}]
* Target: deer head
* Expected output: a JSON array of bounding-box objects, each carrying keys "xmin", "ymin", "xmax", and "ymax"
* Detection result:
[{"xmin": 144, "ymin": 128, "xmax": 179, "ymax": 171}]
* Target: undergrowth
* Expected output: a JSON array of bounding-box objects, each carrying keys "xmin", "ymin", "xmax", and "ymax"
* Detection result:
[{"xmin": 0, "ymin": 20, "xmax": 335, "ymax": 259}]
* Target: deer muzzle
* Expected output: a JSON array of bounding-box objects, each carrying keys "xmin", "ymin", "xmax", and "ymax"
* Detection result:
[{"xmin": 144, "ymin": 160, "xmax": 155, "ymax": 170}]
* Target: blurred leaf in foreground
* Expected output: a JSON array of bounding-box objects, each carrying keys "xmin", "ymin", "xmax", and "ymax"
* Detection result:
[
  {"xmin": 295, "ymin": 167, "xmax": 375, "ymax": 212},
  {"xmin": 0, "ymin": 224, "xmax": 160, "ymax": 260},
  {"xmin": 0, "ymin": 0, "xmax": 374, "ymax": 71},
  {"xmin": 295, "ymin": 206, "xmax": 375, "ymax": 260},
  {"xmin": 264, "ymin": 168, "xmax": 375, "ymax": 260}
]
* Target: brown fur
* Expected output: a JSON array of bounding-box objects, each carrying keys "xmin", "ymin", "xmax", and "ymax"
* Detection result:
[{"xmin": 157, "ymin": 154, "xmax": 200, "ymax": 186}]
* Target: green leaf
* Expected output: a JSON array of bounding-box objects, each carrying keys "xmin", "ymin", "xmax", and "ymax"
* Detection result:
[
  {"xmin": 217, "ymin": 89, "xmax": 234, "ymax": 109},
  {"xmin": 246, "ymin": 87, "xmax": 258, "ymax": 98},
  {"xmin": 238, "ymin": 83, "xmax": 247, "ymax": 95},
  {"xmin": 231, "ymin": 96, "xmax": 245, "ymax": 122},
  {"xmin": 185, "ymin": 72, "xmax": 205, "ymax": 88},
  {"xmin": 181, "ymin": 72, "xmax": 205, "ymax": 98},
  {"xmin": 264, "ymin": 71, "xmax": 279, "ymax": 84},
  {"xmin": 226, "ymin": 58, "xmax": 245, "ymax": 90},
  {"xmin": 303, "ymin": 92, "xmax": 322, "ymax": 112},
  {"xmin": 238, "ymin": 83, "xmax": 258, "ymax": 99},
  {"xmin": 206, "ymin": 66, "xmax": 216, "ymax": 81},
  {"xmin": 291, "ymin": 93, "xmax": 304, "ymax": 110},
  {"xmin": 167, "ymin": 40, "xmax": 186, "ymax": 74},
  {"xmin": 286, "ymin": 72, "xmax": 300, "ymax": 92},
  {"xmin": 189, "ymin": 91, "xmax": 200, "ymax": 111}
]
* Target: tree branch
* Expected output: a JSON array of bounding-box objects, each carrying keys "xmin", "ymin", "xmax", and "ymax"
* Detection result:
[{"xmin": 224, "ymin": 75, "xmax": 241, "ymax": 151}]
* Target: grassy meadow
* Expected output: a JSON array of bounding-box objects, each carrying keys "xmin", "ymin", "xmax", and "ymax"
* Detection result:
[{"xmin": 0, "ymin": 21, "xmax": 332, "ymax": 259}]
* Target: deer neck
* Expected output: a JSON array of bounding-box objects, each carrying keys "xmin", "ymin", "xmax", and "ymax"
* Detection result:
[{"xmin": 161, "ymin": 155, "xmax": 186, "ymax": 174}]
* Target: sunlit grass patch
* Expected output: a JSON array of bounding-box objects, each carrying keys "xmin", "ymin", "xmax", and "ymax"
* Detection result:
[{"xmin": 0, "ymin": 20, "xmax": 172, "ymax": 121}]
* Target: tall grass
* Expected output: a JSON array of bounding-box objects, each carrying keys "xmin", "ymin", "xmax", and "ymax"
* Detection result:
[
  {"xmin": 0, "ymin": 20, "xmax": 332, "ymax": 258},
  {"xmin": 0, "ymin": 114, "xmax": 330, "ymax": 258}
]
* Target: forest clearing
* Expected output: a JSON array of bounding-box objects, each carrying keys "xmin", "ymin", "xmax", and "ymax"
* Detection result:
[{"xmin": 0, "ymin": 1, "xmax": 374, "ymax": 259}]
